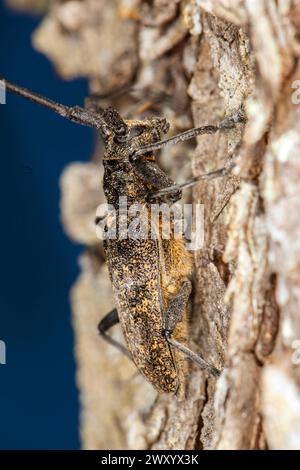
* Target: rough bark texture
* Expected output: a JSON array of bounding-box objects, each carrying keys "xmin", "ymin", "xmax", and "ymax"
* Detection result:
[{"xmin": 13, "ymin": 0, "xmax": 300, "ymax": 449}]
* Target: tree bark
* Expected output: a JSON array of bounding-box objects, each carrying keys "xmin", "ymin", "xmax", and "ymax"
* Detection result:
[{"xmin": 13, "ymin": 0, "xmax": 300, "ymax": 450}]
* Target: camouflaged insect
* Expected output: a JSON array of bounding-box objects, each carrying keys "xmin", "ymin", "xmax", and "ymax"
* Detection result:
[
  {"xmin": 99, "ymin": 111, "xmax": 193, "ymax": 394},
  {"xmin": 2, "ymin": 78, "xmax": 245, "ymax": 394}
]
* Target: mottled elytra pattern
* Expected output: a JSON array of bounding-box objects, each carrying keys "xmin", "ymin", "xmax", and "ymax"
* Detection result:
[
  {"xmin": 102, "ymin": 112, "xmax": 192, "ymax": 394},
  {"xmin": 105, "ymin": 236, "xmax": 180, "ymax": 393}
]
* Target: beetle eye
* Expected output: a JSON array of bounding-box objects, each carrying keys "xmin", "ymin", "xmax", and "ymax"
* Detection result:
[
  {"xmin": 113, "ymin": 126, "xmax": 129, "ymax": 143},
  {"xmin": 115, "ymin": 125, "xmax": 127, "ymax": 136}
]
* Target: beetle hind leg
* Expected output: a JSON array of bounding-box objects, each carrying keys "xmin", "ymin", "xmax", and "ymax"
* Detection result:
[
  {"xmin": 98, "ymin": 308, "xmax": 131, "ymax": 360},
  {"xmin": 163, "ymin": 280, "xmax": 221, "ymax": 378}
]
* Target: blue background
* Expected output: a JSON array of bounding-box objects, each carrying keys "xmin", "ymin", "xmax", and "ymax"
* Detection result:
[{"xmin": 0, "ymin": 3, "xmax": 95, "ymax": 449}]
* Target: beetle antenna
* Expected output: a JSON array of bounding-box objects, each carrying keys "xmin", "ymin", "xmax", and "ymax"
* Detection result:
[{"xmin": 1, "ymin": 78, "xmax": 109, "ymax": 132}]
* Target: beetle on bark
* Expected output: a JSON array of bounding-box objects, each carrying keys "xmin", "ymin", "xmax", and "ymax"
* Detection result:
[{"xmin": 1, "ymin": 78, "xmax": 245, "ymax": 394}]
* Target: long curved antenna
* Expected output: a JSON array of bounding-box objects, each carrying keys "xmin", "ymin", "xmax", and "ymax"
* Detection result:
[{"xmin": 1, "ymin": 77, "xmax": 108, "ymax": 132}]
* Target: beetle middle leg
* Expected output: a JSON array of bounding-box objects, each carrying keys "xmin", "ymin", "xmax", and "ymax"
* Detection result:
[
  {"xmin": 150, "ymin": 160, "xmax": 236, "ymax": 200},
  {"xmin": 98, "ymin": 308, "xmax": 131, "ymax": 360},
  {"xmin": 130, "ymin": 158, "xmax": 182, "ymax": 203},
  {"xmin": 163, "ymin": 279, "xmax": 221, "ymax": 378}
]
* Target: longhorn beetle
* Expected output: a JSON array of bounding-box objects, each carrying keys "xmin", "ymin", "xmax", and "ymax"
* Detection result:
[{"xmin": 2, "ymin": 78, "xmax": 245, "ymax": 394}]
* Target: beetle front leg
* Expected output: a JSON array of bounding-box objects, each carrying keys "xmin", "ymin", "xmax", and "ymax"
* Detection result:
[
  {"xmin": 163, "ymin": 279, "xmax": 221, "ymax": 378},
  {"xmin": 131, "ymin": 106, "xmax": 246, "ymax": 159},
  {"xmin": 98, "ymin": 308, "xmax": 131, "ymax": 360}
]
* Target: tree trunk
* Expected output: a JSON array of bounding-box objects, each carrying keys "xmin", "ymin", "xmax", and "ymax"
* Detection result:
[{"xmin": 12, "ymin": 0, "xmax": 300, "ymax": 450}]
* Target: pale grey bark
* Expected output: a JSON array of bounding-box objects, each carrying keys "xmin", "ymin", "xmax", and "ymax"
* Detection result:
[{"xmin": 12, "ymin": 0, "xmax": 300, "ymax": 450}]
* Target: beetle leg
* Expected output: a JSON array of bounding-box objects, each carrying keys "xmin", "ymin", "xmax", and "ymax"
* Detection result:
[
  {"xmin": 124, "ymin": 90, "xmax": 174, "ymax": 118},
  {"xmin": 163, "ymin": 280, "xmax": 221, "ymax": 378},
  {"xmin": 130, "ymin": 158, "xmax": 182, "ymax": 203},
  {"xmin": 131, "ymin": 106, "xmax": 246, "ymax": 160},
  {"xmin": 86, "ymin": 86, "xmax": 173, "ymax": 119},
  {"xmin": 149, "ymin": 161, "xmax": 236, "ymax": 200},
  {"xmin": 95, "ymin": 213, "xmax": 107, "ymax": 225},
  {"xmin": 98, "ymin": 308, "xmax": 131, "ymax": 360}
]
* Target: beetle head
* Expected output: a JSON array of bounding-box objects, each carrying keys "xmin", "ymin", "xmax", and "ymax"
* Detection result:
[{"xmin": 102, "ymin": 110, "xmax": 170, "ymax": 161}]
